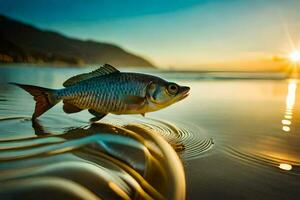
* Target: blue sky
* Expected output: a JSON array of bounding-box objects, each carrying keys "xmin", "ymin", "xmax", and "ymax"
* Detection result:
[{"xmin": 1, "ymin": 0, "xmax": 300, "ymax": 69}]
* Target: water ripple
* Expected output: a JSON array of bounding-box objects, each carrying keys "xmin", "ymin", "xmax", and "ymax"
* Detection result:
[
  {"xmin": 222, "ymin": 145, "xmax": 300, "ymax": 175},
  {"xmin": 118, "ymin": 117, "xmax": 214, "ymax": 160},
  {"xmin": 0, "ymin": 119, "xmax": 186, "ymax": 199}
]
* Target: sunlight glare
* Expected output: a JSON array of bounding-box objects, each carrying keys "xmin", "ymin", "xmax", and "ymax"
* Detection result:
[
  {"xmin": 286, "ymin": 80, "xmax": 297, "ymax": 110},
  {"xmin": 289, "ymin": 50, "xmax": 300, "ymax": 63},
  {"xmin": 281, "ymin": 119, "xmax": 291, "ymax": 125},
  {"xmin": 282, "ymin": 126, "xmax": 290, "ymax": 132},
  {"xmin": 282, "ymin": 80, "xmax": 297, "ymax": 133},
  {"xmin": 284, "ymin": 115, "xmax": 292, "ymax": 119},
  {"xmin": 278, "ymin": 163, "xmax": 292, "ymax": 171}
]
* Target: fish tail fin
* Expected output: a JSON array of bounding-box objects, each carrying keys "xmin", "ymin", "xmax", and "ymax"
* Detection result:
[{"xmin": 10, "ymin": 83, "xmax": 61, "ymax": 119}]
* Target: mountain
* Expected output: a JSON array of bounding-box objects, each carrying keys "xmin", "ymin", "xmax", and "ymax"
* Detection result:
[{"xmin": 0, "ymin": 15, "xmax": 154, "ymax": 67}]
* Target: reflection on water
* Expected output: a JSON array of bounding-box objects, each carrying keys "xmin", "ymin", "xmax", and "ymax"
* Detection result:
[
  {"xmin": 220, "ymin": 78, "xmax": 300, "ymax": 175},
  {"xmin": 279, "ymin": 163, "xmax": 292, "ymax": 171},
  {"xmin": 282, "ymin": 79, "xmax": 297, "ymax": 133},
  {"xmin": 1, "ymin": 65, "xmax": 300, "ymax": 200},
  {"xmin": 0, "ymin": 119, "xmax": 186, "ymax": 199},
  {"xmin": 277, "ymin": 79, "xmax": 298, "ymax": 172}
]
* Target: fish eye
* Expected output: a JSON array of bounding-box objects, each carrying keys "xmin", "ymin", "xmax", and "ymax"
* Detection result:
[{"xmin": 167, "ymin": 84, "xmax": 178, "ymax": 95}]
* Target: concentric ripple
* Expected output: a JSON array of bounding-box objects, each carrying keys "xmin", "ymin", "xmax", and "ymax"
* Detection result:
[{"xmin": 103, "ymin": 116, "xmax": 214, "ymax": 161}]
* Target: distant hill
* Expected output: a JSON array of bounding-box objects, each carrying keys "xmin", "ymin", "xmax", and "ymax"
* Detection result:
[{"xmin": 0, "ymin": 15, "xmax": 154, "ymax": 67}]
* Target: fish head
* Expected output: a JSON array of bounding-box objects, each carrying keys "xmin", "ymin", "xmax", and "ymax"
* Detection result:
[{"xmin": 146, "ymin": 81, "xmax": 190, "ymax": 110}]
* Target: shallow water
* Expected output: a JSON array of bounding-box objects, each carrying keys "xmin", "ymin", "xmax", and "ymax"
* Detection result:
[{"xmin": 0, "ymin": 65, "xmax": 299, "ymax": 200}]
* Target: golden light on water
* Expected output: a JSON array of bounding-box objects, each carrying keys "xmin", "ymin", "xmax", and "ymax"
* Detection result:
[
  {"xmin": 289, "ymin": 50, "xmax": 300, "ymax": 63},
  {"xmin": 278, "ymin": 163, "xmax": 292, "ymax": 171},
  {"xmin": 284, "ymin": 115, "xmax": 292, "ymax": 119},
  {"xmin": 281, "ymin": 119, "xmax": 291, "ymax": 125},
  {"xmin": 281, "ymin": 79, "xmax": 297, "ymax": 132},
  {"xmin": 108, "ymin": 182, "xmax": 131, "ymax": 200},
  {"xmin": 282, "ymin": 126, "xmax": 290, "ymax": 132},
  {"xmin": 286, "ymin": 80, "xmax": 297, "ymax": 110}
]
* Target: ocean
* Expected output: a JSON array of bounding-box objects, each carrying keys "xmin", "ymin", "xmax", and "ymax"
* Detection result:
[{"xmin": 0, "ymin": 64, "xmax": 299, "ymax": 200}]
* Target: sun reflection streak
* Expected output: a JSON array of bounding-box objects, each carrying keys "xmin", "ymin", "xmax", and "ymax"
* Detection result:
[
  {"xmin": 286, "ymin": 80, "xmax": 297, "ymax": 110},
  {"xmin": 278, "ymin": 163, "xmax": 292, "ymax": 171},
  {"xmin": 281, "ymin": 119, "xmax": 291, "ymax": 125},
  {"xmin": 282, "ymin": 79, "xmax": 297, "ymax": 132},
  {"xmin": 282, "ymin": 126, "xmax": 290, "ymax": 132}
]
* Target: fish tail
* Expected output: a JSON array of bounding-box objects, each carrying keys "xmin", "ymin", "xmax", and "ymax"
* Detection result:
[{"xmin": 10, "ymin": 83, "xmax": 61, "ymax": 119}]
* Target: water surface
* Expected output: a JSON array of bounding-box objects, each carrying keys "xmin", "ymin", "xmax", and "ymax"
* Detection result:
[{"xmin": 0, "ymin": 65, "xmax": 299, "ymax": 200}]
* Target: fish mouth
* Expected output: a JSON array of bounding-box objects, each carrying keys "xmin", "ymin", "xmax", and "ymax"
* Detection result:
[{"xmin": 178, "ymin": 86, "xmax": 190, "ymax": 101}]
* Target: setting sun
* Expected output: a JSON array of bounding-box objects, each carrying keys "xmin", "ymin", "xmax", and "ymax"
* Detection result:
[{"xmin": 289, "ymin": 50, "xmax": 300, "ymax": 63}]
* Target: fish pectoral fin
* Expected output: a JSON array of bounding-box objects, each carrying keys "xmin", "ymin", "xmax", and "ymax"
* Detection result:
[
  {"xmin": 122, "ymin": 95, "xmax": 146, "ymax": 105},
  {"xmin": 88, "ymin": 109, "xmax": 107, "ymax": 120},
  {"xmin": 63, "ymin": 101, "xmax": 82, "ymax": 113}
]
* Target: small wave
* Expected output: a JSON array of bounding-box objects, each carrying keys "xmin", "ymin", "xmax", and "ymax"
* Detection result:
[
  {"xmin": 222, "ymin": 145, "xmax": 300, "ymax": 175},
  {"xmin": 0, "ymin": 116, "xmax": 30, "ymax": 122},
  {"xmin": 0, "ymin": 120, "xmax": 186, "ymax": 199}
]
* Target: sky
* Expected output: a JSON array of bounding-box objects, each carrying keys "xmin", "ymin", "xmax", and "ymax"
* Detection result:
[{"xmin": 1, "ymin": 0, "xmax": 300, "ymax": 70}]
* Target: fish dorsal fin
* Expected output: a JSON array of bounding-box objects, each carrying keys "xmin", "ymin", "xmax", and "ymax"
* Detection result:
[{"xmin": 63, "ymin": 64, "xmax": 120, "ymax": 87}]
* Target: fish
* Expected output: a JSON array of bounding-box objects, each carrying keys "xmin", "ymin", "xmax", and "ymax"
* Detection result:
[{"xmin": 10, "ymin": 64, "xmax": 190, "ymax": 120}]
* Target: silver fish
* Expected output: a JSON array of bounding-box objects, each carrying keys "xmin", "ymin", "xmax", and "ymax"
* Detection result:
[{"xmin": 11, "ymin": 64, "xmax": 190, "ymax": 120}]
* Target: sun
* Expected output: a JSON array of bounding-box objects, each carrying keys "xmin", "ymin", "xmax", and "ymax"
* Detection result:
[{"xmin": 289, "ymin": 49, "xmax": 300, "ymax": 63}]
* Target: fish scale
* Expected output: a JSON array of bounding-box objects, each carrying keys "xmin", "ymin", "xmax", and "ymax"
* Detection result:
[{"xmin": 61, "ymin": 73, "xmax": 151, "ymax": 112}]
